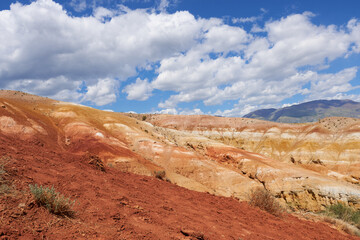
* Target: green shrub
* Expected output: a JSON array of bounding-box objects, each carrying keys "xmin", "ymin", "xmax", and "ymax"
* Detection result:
[
  {"xmin": 29, "ymin": 184, "xmax": 75, "ymax": 217},
  {"xmin": 249, "ymin": 187, "xmax": 283, "ymax": 216},
  {"xmin": 142, "ymin": 115, "xmax": 147, "ymax": 121},
  {"xmin": 326, "ymin": 203, "xmax": 360, "ymax": 225}
]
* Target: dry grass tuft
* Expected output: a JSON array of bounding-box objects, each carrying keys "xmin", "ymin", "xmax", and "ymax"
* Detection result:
[
  {"xmin": 0, "ymin": 156, "xmax": 13, "ymax": 195},
  {"xmin": 154, "ymin": 170, "xmax": 166, "ymax": 180},
  {"xmin": 88, "ymin": 154, "xmax": 106, "ymax": 172},
  {"xmin": 323, "ymin": 216, "xmax": 360, "ymax": 237},
  {"xmin": 29, "ymin": 184, "xmax": 75, "ymax": 217},
  {"xmin": 249, "ymin": 187, "xmax": 283, "ymax": 216}
]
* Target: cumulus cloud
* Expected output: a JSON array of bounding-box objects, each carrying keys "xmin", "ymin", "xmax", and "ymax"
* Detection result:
[
  {"xmin": 6, "ymin": 76, "xmax": 82, "ymax": 102},
  {"xmin": 0, "ymin": 0, "xmax": 208, "ymax": 105},
  {"xmin": 307, "ymin": 67, "xmax": 358, "ymax": 100},
  {"xmin": 348, "ymin": 19, "xmax": 360, "ymax": 53},
  {"xmin": 123, "ymin": 78, "xmax": 153, "ymax": 101},
  {"xmin": 151, "ymin": 12, "xmax": 359, "ymax": 115},
  {"xmin": 83, "ymin": 78, "xmax": 119, "ymax": 106},
  {"xmin": 70, "ymin": 0, "xmax": 87, "ymax": 12},
  {"xmin": 93, "ymin": 6, "xmax": 116, "ymax": 21},
  {"xmin": 155, "ymin": 108, "xmax": 178, "ymax": 115},
  {"xmin": 157, "ymin": 0, "xmax": 169, "ymax": 12},
  {"xmin": 179, "ymin": 108, "xmax": 204, "ymax": 115}
]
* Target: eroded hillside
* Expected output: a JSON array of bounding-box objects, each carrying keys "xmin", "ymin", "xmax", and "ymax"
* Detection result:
[
  {"xmin": 1, "ymin": 90, "xmax": 360, "ymax": 214},
  {"xmin": 142, "ymin": 114, "xmax": 360, "ymax": 211}
]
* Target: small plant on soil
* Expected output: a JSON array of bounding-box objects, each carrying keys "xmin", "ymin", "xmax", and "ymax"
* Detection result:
[
  {"xmin": 29, "ymin": 184, "xmax": 75, "ymax": 217},
  {"xmin": 249, "ymin": 187, "xmax": 283, "ymax": 216},
  {"xmin": 0, "ymin": 156, "xmax": 12, "ymax": 195},
  {"xmin": 87, "ymin": 154, "xmax": 106, "ymax": 172},
  {"xmin": 325, "ymin": 203, "xmax": 360, "ymax": 226},
  {"xmin": 154, "ymin": 170, "xmax": 166, "ymax": 180},
  {"xmin": 142, "ymin": 115, "xmax": 147, "ymax": 121}
]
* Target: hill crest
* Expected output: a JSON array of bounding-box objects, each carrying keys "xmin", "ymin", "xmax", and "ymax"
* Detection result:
[{"xmin": 243, "ymin": 99, "xmax": 360, "ymax": 123}]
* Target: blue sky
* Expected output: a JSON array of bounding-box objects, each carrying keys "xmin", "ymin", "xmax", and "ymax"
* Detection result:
[{"xmin": 0, "ymin": 0, "xmax": 360, "ymax": 116}]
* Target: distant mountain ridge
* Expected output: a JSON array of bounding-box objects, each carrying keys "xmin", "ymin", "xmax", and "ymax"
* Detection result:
[{"xmin": 243, "ymin": 99, "xmax": 360, "ymax": 123}]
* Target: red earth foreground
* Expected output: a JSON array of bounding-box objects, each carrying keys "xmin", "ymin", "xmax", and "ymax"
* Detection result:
[{"xmin": 0, "ymin": 133, "xmax": 358, "ymax": 240}]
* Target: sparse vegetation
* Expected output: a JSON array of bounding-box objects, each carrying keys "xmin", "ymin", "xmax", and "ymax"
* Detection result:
[
  {"xmin": 142, "ymin": 115, "xmax": 147, "ymax": 121},
  {"xmin": 29, "ymin": 184, "xmax": 75, "ymax": 217},
  {"xmin": 154, "ymin": 170, "xmax": 166, "ymax": 180},
  {"xmin": 0, "ymin": 156, "xmax": 12, "ymax": 195},
  {"xmin": 323, "ymin": 216, "xmax": 360, "ymax": 237},
  {"xmin": 325, "ymin": 203, "xmax": 360, "ymax": 227},
  {"xmin": 249, "ymin": 187, "xmax": 283, "ymax": 216},
  {"xmin": 88, "ymin": 154, "xmax": 106, "ymax": 171}
]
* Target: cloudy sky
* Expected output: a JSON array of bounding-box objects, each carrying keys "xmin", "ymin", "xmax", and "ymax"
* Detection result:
[{"xmin": 1, "ymin": 0, "xmax": 360, "ymax": 116}]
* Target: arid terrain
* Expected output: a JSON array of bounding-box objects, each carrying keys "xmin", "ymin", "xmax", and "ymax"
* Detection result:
[{"xmin": 1, "ymin": 90, "xmax": 360, "ymax": 239}]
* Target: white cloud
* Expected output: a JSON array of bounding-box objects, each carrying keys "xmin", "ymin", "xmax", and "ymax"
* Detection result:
[
  {"xmin": 93, "ymin": 7, "xmax": 115, "ymax": 21},
  {"xmin": 158, "ymin": 87, "xmax": 218, "ymax": 108},
  {"xmin": 179, "ymin": 108, "xmax": 204, "ymax": 115},
  {"xmin": 123, "ymin": 78, "xmax": 153, "ymax": 101},
  {"xmin": 213, "ymin": 68, "xmax": 358, "ymax": 117},
  {"xmin": 154, "ymin": 108, "xmax": 178, "ymax": 115},
  {"xmin": 348, "ymin": 19, "xmax": 360, "ymax": 53},
  {"xmin": 0, "ymin": 0, "xmax": 209, "ymax": 105},
  {"xmin": 307, "ymin": 67, "xmax": 358, "ymax": 100},
  {"xmin": 232, "ymin": 8, "xmax": 266, "ymax": 24},
  {"xmin": 153, "ymin": 107, "xmax": 203, "ymax": 115},
  {"xmin": 83, "ymin": 78, "xmax": 118, "ymax": 106},
  {"xmin": 158, "ymin": 0, "xmax": 169, "ymax": 12},
  {"xmin": 232, "ymin": 16, "xmax": 258, "ymax": 24},
  {"xmin": 282, "ymin": 102, "xmax": 300, "ymax": 108},
  {"xmin": 6, "ymin": 76, "xmax": 82, "ymax": 102},
  {"xmin": 70, "ymin": 0, "xmax": 87, "ymax": 12},
  {"xmin": 0, "ymin": 1, "xmax": 359, "ymax": 115},
  {"xmin": 152, "ymin": 12, "xmax": 359, "ymax": 115}
]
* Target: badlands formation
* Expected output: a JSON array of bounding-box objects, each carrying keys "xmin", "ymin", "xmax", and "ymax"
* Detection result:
[
  {"xmin": 1, "ymin": 90, "xmax": 360, "ymax": 211},
  {"xmin": 1, "ymin": 90, "xmax": 360, "ymax": 239},
  {"xmin": 147, "ymin": 114, "xmax": 360, "ymax": 211}
]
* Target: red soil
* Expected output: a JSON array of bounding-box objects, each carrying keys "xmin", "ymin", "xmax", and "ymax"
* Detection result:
[{"xmin": 1, "ymin": 131, "xmax": 358, "ymax": 240}]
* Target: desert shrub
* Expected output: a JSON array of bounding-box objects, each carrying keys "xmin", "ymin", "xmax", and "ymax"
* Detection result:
[
  {"xmin": 142, "ymin": 115, "xmax": 147, "ymax": 121},
  {"xmin": 326, "ymin": 203, "xmax": 360, "ymax": 225},
  {"xmin": 29, "ymin": 184, "xmax": 75, "ymax": 217},
  {"xmin": 87, "ymin": 154, "xmax": 106, "ymax": 171},
  {"xmin": 154, "ymin": 170, "xmax": 166, "ymax": 180},
  {"xmin": 323, "ymin": 216, "xmax": 360, "ymax": 237},
  {"xmin": 0, "ymin": 156, "xmax": 10, "ymax": 179},
  {"xmin": 0, "ymin": 156, "xmax": 12, "ymax": 195},
  {"xmin": 249, "ymin": 187, "xmax": 283, "ymax": 216}
]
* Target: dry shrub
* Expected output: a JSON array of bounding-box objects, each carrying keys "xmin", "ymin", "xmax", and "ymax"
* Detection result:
[
  {"xmin": 323, "ymin": 216, "xmax": 360, "ymax": 237},
  {"xmin": 249, "ymin": 187, "xmax": 283, "ymax": 216},
  {"xmin": 29, "ymin": 184, "xmax": 75, "ymax": 217},
  {"xmin": 88, "ymin": 154, "xmax": 106, "ymax": 172},
  {"xmin": 0, "ymin": 156, "xmax": 13, "ymax": 195},
  {"xmin": 154, "ymin": 170, "xmax": 166, "ymax": 180}
]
